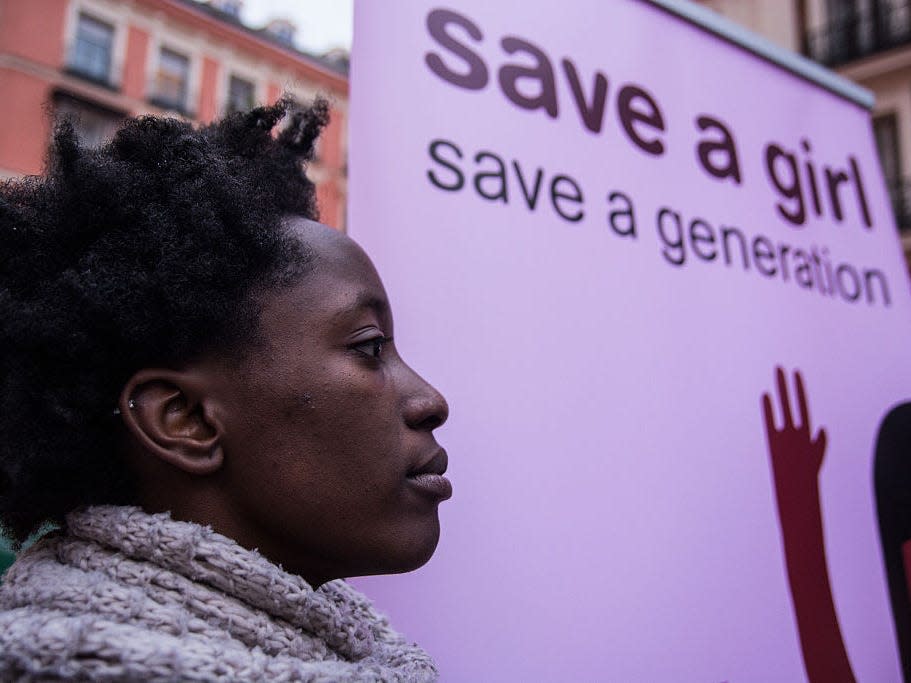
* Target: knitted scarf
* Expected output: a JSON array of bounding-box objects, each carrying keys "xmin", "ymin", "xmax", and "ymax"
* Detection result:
[{"xmin": 0, "ymin": 506, "xmax": 438, "ymax": 682}]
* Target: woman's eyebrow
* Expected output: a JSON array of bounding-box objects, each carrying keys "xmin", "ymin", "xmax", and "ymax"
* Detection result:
[{"xmin": 333, "ymin": 291, "xmax": 390, "ymax": 322}]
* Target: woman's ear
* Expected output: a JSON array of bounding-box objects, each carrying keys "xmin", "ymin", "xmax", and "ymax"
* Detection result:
[{"xmin": 118, "ymin": 368, "xmax": 224, "ymax": 475}]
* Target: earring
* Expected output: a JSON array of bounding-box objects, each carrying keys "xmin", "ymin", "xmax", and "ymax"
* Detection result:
[{"xmin": 113, "ymin": 399, "xmax": 136, "ymax": 416}]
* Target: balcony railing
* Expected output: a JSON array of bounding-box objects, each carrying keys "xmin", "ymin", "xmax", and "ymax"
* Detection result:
[
  {"xmin": 806, "ymin": 1, "xmax": 911, "ymax": 67},
  {"xmin": 886, "ymin": 178, "xmax": 911, "ymax": 232}
]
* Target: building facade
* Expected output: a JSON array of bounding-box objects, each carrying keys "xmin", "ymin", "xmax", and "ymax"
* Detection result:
[
  {"xmin": 696, "ymin": 0, "xmax": 911, "ymax": 265},
  {"xmin": 0, "ymin": 0, "xmax": 349, "ymax": 228}
]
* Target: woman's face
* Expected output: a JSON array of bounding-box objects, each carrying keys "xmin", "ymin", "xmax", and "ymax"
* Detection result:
[{"xmin": 208, "ymin": 218, "xmax": 450, "ymax": 584}]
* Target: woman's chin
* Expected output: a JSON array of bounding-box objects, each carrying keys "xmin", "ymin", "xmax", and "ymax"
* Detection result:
[{"xmin": 357, "ymin": 516, "xmax": 443, "ymax": 578}]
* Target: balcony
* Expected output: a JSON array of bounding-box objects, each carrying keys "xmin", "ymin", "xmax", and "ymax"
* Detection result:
[{"xmin": 806, "ymin": 2, "xmax": 911, "ymax": 67}]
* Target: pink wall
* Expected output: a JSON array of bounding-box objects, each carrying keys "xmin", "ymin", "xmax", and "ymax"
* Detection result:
[
  {"xmin": 0, "ymin": 0, "xmax": 66, "ymax": 68},
  {"xmin": 122, "ymin": 26, "xmax": 150, "ymax": 102},
  {"xmin": 0, "ymin": 69, "xmax": 52, "ymax": 174},
  {"xmin": 0, "ymin": 0, "xmax": 65, "ymax": 173},
  {"xmin": 266, "ymin": 81, "xmax": 282, "ymax": 106},
  {"xmin": 198, "ymin": 56, "xmax": 220, "ymax": 123}
]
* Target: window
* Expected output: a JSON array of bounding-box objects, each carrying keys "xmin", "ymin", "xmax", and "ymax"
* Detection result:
[
  {"xmin": 265, "ymin": 19, "xmax": 296, "ymax": 46},
  {"xmin": 874, "ymin": 113, "xmax": 909, "ymax": 231},
  {"xmin": 874, "ymin": 113, "xmax": 901, "ymax": 185},
  {"xmin": 211, "ymin": 0, "xmax": 242, "ymax": 18},
  {"xmin": 69, "ymin": 13, "xmax": 114, "ymax": 84},
  {"xmin": 227, "ymin": 75, "xmax": 255, "ymax": 114},
  {"xmin": 153, "ymin": 48, "xmax": 190, "ymax": 111},
  {"xmin": 53, "ymin": 92, "xmax": 124, "ymax": 148}
]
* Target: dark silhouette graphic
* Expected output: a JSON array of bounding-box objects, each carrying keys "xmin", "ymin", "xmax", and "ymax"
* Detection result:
[
  {"xmin": 762, "ymin": 367, "xmax": 855, "ymax": 683},
  {"xmin": 875, "ymin": 401, "xmax": 911, "ymax": 681}
]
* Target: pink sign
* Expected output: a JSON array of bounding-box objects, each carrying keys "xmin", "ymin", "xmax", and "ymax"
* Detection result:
[{"xmin": 349, "ymin": 2, "xmax": 911, "ymax": 680}]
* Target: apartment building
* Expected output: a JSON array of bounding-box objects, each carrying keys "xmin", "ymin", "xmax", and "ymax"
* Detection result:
[
  {"xmin": 697, "ymin": 0, "xmax": 911, "ymax": 265},
  {"xmin": 0, "ymin": 0, "xmax": 349, "ymax": 228}
]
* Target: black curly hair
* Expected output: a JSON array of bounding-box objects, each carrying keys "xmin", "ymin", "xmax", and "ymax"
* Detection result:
[{"xmin": 0, "ymin": 97, "xmax": 330, "ymax": 544}]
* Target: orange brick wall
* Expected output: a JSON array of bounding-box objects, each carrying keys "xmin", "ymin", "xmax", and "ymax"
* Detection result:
[
  {"xmin": 0, "ymin": 0, "xmax": 66, "ymax": 68},
  {"xmin": 0, "ymin": 69, "xmax": 52, "ymax": 174},
  {"xmin": 122, "ymin": 26, "xmax": 150, "ymax": 101},
  {"xmin": 198, "ymin": 56, "xmax": 220, "ymax": 123},
  {"xmin": 0, "ymin": 0, "xmax": 348, "ymax": 227},
  {"xmin": 266, "ymin": 81, "xmax": 282, "ymax": 106}
]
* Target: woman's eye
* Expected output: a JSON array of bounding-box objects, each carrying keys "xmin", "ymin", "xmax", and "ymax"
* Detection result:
[{"xmin": 352, "ymin": 336, "xmax": 388, "ymax": 359}]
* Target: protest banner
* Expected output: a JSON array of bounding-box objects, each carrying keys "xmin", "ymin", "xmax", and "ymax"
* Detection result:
[{"xmin": 349, "ymin": 2, "xmax": 911, "ymax": 679}]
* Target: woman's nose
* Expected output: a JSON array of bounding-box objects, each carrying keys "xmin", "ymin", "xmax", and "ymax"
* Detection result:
[{"xmin": 402, "ymin": 366, "xmax": 449, "ymax": 431}]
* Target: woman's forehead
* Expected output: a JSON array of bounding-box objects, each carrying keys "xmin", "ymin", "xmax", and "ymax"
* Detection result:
[
  {"xmin": 285, "ymin": 217, "xmax": 372, "ymax": 270},
  {"xmin": 283, "ymin": 216, "xmax": 351, "ymax": 250},
  {"xmin": 269, "ymin": 217, "xmax": 388, "ymax": 321}
]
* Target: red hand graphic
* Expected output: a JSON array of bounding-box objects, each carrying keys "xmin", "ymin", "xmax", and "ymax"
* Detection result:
[
  {"xmin": 762, "ymin": 367, "xmax": 827, "ymax": 506},
  {"xmin": 762, "ymin": 367, "xmax": 854, "ymax": 683}
]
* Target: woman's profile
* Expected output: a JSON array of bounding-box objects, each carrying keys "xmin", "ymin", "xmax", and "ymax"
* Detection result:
[{"xmin": 0, "ymin": 98, "xmax": 451, "ymax": 680}]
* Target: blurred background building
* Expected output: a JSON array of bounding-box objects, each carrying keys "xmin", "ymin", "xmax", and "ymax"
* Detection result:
[
  {"xmin": 696, "ymin": 0, "xmax": 911, "ymax": 267},
  {"xmin": 0, "ymin": 0, "xmax": 349, "ymax": 228}
]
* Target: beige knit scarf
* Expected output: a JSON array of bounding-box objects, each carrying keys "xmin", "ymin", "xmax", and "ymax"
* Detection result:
[{"xmin": 0, "ymin": 506, "xmax": 438, "ymax": 681}]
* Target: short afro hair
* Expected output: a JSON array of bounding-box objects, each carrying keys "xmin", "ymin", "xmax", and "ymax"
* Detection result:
[{"xmin": 0, "ymin": 97, "xmax": 330, "ymax": 543}]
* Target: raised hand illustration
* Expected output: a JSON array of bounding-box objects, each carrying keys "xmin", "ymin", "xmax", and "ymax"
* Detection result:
[{"xmin": 762, "ymin": 367, "xmax": 855, "ymax": 683}]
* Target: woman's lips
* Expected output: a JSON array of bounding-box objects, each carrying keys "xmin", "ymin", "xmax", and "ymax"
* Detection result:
[
  {"xmin": 408, "ymin": 447, "xmax": 451, "ymax": 500},
  {"xmin": 406, "ymin": 472, "xmax": 453, "ymax": 501}
]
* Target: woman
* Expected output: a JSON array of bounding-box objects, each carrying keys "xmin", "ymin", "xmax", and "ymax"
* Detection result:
[{"xmin": 0, "ymin": 98, "xmax": 451, "ymax": 680}]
